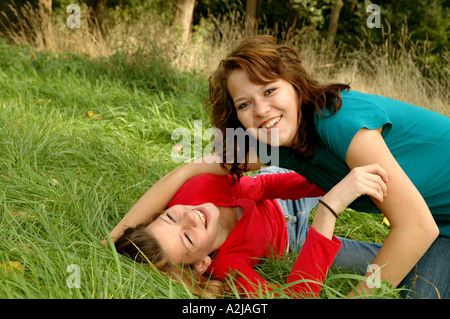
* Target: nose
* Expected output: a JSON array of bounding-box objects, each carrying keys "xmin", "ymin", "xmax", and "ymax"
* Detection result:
[
  {"xmin": 181, "ymin": 210, "xmax": 197, "ymax": 229},
  {"xmin": 253, "ymin": 97, "xmax": 270, "ymax": 118}
]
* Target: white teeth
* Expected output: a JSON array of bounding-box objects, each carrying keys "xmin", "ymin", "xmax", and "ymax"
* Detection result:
[
  {"xmin": 261, "ymin": 116, "xmax": 281, "ymax": 129},
  {"xmin": 193, "ymin": 210, "xmax": 206, "ymax": 227}
]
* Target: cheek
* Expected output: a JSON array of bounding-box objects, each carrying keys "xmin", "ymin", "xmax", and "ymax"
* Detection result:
[
  {"xmin": 236, "ymin": 111, "xmax": 253, "ymax": 129},
  {"xmin": 290, "ymin": 94, "xmax": 301, "ymax": 118},
  {"xmin": 281, "ymin": 96, "xmax": 299, "ymax": 124},
  {"xmin": 196, "ymin": 233, "xmax": 214, "ymax": 254},
  {"xmin": 236, "ymin": 112, "xmax": 245, "ymax": 123}
]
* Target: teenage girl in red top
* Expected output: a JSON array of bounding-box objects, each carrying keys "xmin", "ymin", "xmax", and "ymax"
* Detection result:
[{"xmin": 111, "ymin": 164, "xmax": 387, "ymax": 298}]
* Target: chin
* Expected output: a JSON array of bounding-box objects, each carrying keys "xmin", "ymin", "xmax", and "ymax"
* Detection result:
[{"xmin": 262, "ymin": 134, "xmax": 290, "ymax": 147}]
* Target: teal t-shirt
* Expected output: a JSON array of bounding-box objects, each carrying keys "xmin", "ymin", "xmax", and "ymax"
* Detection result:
[{"xmin": 259, "ymin": 90, "xmax": 450, "ymax": 237}]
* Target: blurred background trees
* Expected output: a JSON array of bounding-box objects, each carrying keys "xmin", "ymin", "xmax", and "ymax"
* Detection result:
[
  {"xmin": 1, "ymin": 0, "xmax": 447, "ymax": 57},
  {"xmin": 0, "ymin": 0, "xmax": 447, "ymax": 113}
]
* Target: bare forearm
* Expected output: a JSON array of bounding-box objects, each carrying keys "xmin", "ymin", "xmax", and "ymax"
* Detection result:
[
  {"xmin": 310, "ymin": 198, "xmax": 338, "ymax": 240},
  {"xmin": 375, "ymin": 225, "xmax": 437, "ymax": 286},
  {"xmin": 349, "ymin": 221, "xmax": 438, "ymax": 297}
]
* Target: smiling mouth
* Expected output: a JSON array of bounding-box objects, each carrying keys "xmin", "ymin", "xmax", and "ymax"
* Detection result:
[
  {"xmin": 193, "ymin": 209, "xmax": 207, "ymax": 228},
  {"xmin": 259, "ymin": 116, "xmax": 282, "ymax": 129}
]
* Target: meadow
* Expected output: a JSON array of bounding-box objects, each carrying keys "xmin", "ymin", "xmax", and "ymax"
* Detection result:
[{"xmin": 0, "ymin": 5, "xmax": 447, "ymax": 299}]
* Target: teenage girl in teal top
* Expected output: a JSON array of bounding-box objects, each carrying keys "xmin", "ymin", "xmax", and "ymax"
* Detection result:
[
  {"xmin": 264, "ymin": 89, "xmax": 450, "ymax": 238},
  {"xmin": 110, "ymin": 36, "xmax": 449, "ymax": 298}
]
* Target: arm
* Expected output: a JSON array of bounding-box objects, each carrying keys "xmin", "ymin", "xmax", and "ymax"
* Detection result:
[
  {"xmin": 285, "ymin": 227, "xmax": 341, "ymax": 298},
  {"xmin": 238, "ymin": 171, "xmax": 326, "ymax": 201},
  {"xmin": 345, "ymin": 128, "xmax": 439, "ymax": 295},
  {"xmin": 108, "ymin": 154, "xmax": 231, "ymax": 242}
]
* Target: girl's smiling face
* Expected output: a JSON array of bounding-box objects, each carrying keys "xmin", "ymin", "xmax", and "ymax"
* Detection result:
[
  {"xmin": 227, "ymin": 69, "xmax": 301, "ymax": 147},
  {"xmin": 146, "ymin": 203, "xmax": 224, "ymax": 267}
]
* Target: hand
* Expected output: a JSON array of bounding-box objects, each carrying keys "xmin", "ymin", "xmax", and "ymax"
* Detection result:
[{"xmin": 322, "ymin": 164, "xmax": 388, "ymax": 215}]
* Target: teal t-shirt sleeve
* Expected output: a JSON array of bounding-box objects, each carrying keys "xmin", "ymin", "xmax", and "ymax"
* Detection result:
[{"xmin": 315, "ymin": 97, "xmax": 393, "ymax": 161}]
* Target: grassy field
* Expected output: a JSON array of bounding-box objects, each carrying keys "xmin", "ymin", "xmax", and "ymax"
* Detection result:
[{"xmin": 0, "ymin": 35, "xmax": 410, "ymax": 299}]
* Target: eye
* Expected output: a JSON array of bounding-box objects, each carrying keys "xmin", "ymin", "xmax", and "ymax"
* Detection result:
[
  {"xmin": 167, "ymin": 213, "xmax": 176, "ymax": 222},
  {"xmin": 185, "ymin": 233, "xmax": 193, "ymax": 245},
  {"xmin": 265, "ymin": 88, "xmax": 276, "ymax": 96},
  {"xmin": 237, "ymin": 101, "xmax": 250, "ymax": 110}
]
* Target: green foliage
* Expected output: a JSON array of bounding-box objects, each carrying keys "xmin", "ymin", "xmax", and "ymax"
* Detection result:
[
  {"xmin": 108, "ymin": 0, "xmax": 178, "ymax": 25},
  {"xmin": 195, "ymin": 0, "xmax": 449, "ymax": 69}
]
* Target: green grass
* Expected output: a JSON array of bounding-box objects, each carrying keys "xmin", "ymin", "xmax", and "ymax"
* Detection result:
[{"xmin": 0, "ymin": 38, "xmax": 401, "ymax": 299}]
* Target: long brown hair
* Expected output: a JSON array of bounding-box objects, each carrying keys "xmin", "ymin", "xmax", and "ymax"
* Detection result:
[
  {"xmin": 205, "ymin": 35, "xmax": 350, "ymax": 178},
  {"xmin": 114, "ymin": 223, "xmax": 230, "ymax": 298}
]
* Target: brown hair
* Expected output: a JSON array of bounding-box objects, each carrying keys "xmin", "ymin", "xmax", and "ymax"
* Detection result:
[
  {"xmin": 114, "ymin": 223, "xmax": 230, "ymax": 298},
  {"xmin": 205, "ymin": 35, "xmax": 350, "ymax": 178}
]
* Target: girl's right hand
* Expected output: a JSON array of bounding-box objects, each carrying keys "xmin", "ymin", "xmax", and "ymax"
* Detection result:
[{"xmin": 321, "ymin": 164, "xmax": 389, "ymax": 216}]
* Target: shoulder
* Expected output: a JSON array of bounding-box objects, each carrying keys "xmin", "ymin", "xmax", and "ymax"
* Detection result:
[
  {"xmin": 315, "ymin": 90, "xmax": 393, "ymax": 160},
  {"xmin": 319, "ymin": 90, "xmax": 388, "ymax": 122}
]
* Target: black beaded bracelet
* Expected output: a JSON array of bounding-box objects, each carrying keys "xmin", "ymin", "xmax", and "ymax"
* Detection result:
[{"xmin": 318, "ymin": 199, "xmax": 339, "ymax": 219}]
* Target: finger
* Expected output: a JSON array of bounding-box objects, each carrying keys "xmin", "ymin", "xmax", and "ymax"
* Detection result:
[
  {"xmin": 366, "ymin": 172, "xmax": 388, "ymax": 197},
  {"xmin": 361, "ymin": 164, "xmax": 389, "ymax": 183},
  {"xmin": 361, "ymin": 179, "xmax": 386, "ymax": 202},
  {"xmin": 357, "ymin": 170, "xmax": 388, "ymax": 197}
]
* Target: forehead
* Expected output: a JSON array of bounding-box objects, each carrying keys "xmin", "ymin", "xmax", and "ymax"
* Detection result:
[
  {"xmin": 227, "ymin": 68, "xmax": 275, "ymax": 87},
  {"xmin": 227, "ymin": 69, "xmax": 289, "ymax": 97}
]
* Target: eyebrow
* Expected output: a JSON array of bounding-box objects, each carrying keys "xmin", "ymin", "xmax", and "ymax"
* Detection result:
[{"xmin": 233, "ymin": 96, "xmax": 247, "ymax": 105}]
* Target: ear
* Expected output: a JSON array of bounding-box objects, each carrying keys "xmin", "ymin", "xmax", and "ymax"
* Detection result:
[{"xmin": 193, "ymin": 256, "xmax": 211, "ymax": 275}]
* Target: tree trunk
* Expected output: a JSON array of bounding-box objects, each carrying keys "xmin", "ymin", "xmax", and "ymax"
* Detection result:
[
  {"xmin": 173, "ymin": 0, "xmax": 196, "ymax": 42},
  {"xmin": 328, "ymin": 0, "xmax": 343, "ymax": 47},
  {"xmin": 245, "ymin": 0, "xmax": 257, "ymax": 20}
]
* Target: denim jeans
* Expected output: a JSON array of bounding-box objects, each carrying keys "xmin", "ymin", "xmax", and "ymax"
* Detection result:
[
  {"xmin": 400, "ymin": 236, "xmax": 450, "ymax": 299},
  {"xmin": 255, "ymin": 166, "xmax": 450, "ymax": 299}
]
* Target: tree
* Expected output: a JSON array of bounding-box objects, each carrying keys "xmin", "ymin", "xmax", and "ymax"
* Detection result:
[
  {"xmin": 327, "ymin": 0, "xmax": 343, "ymax": 47},
  {"xmin": 173, "ymin": 0, "xmax": 196, "ymax": 42}
]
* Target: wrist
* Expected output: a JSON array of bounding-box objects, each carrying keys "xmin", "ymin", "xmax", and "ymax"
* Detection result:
[
  {"xmin": 311, "ymin": 203, "xmax": 338, "ymax": 240},
  {"xmin": 318, "ymin": 199, "xmax": 339, "ymax": 219},
  {"xmin": 320, "ymin": 193, "xmax": 346, "ymax": 216}
]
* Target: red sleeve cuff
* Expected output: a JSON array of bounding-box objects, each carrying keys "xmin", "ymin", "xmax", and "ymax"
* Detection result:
[{"xmin": 285, "ymin": 226, "xmax": 342, "ymax": 298}]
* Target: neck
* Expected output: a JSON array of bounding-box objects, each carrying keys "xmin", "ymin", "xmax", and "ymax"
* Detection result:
[
  {"xmin": 211, "ymin": 207, "xmax": 238, "ymax": 251},
  {"xmin": 218, "ymin": 206, "xmax": 239, "ymax": 233}
]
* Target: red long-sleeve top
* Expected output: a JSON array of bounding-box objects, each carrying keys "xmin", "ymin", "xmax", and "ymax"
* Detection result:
[{"xmin": 168, "ymin": 171, "xmax": 341, "ymax": 298}]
